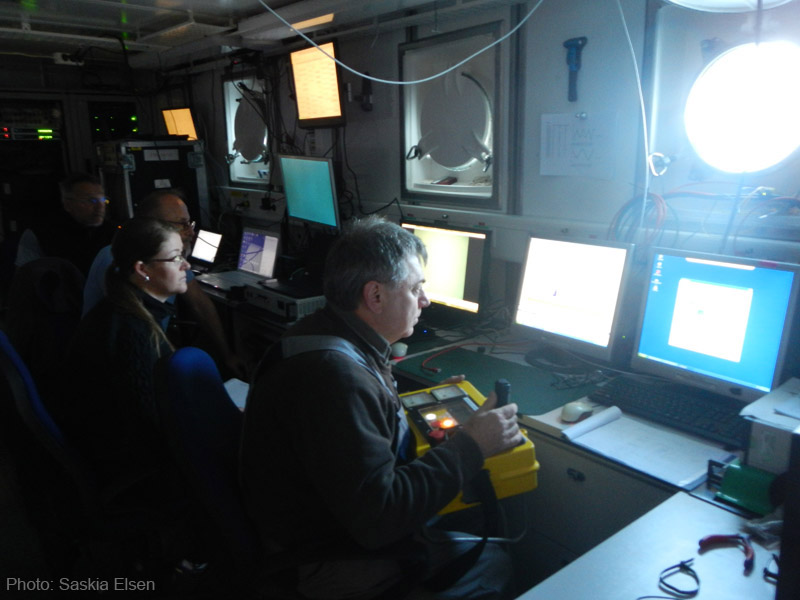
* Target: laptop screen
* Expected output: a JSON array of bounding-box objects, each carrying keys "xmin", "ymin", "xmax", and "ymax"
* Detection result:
[
  {"xmin": 191, "ymin": 229, "xmax": 222, "ymax": 264},
  {"xmin": 238, "ymin": 228, "xmax": 279, "ymax": 278}
]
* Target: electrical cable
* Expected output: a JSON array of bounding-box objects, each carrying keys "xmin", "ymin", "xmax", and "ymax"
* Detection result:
[{"xmin": 256, "ymin": 0, "xmax": 544, "ymax": 86}]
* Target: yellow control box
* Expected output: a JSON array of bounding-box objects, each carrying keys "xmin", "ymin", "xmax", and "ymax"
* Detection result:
[{"xmin": 401, "ymin": 380, "xmax": 539, "ymax": 514}]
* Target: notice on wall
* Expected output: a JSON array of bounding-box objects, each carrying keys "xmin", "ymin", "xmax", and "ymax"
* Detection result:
[{"xmin": 539, "ymin": 112, "xmax": 616, "ymax": 179}]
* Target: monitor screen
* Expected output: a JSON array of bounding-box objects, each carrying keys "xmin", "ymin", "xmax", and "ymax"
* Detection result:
[
  {"xmin": 512, "ymin": 235, "xmax": 636, "ymax": 365},
  {"xmin": 279, "ymin": 155, "xmax": 340, "ymax": 230},
  {"xmin": 401, "ymin": 221, "xmax": 490, "ymax": 324},
  {"xmin": 161, "ymin": 107, "xmax": 198, "ymax": 140},
  {"xmin": 238, "ymin": 227, "xmax": 280, "ymax": 278},
  {"xmin": 191, "ymin": 229, "xmax": 222, "ymax": 264},
  {"xmin": 289, "ymin": 42, "xmax": 345, "ymax": 129},
  {"xmin": 632, "ymin": 249, "xmax": 800, "ymax": 402}
]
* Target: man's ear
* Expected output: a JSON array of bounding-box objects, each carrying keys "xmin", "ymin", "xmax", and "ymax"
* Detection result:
[{"xmin": 361, "ymin": 280, "xmax": 383, "ymax": 314}]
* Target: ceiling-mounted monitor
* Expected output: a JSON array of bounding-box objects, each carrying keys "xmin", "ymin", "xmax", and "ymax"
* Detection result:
[
  {"xmin": 161, "ymin": 107, "xmax": 198, "ymax": 140},
  {"xmin": 289, "ymin": 41, "xmax": 345, "ymax": 129}
]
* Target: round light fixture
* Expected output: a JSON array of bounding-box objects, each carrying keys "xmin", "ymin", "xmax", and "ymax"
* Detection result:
[
  {"xmin": 667, "ymin": 0, "xmax": 794, "ymax": 12},
  {"xmin": 684, "ymin": 41, "xmax": 800, "ymax": 173}
]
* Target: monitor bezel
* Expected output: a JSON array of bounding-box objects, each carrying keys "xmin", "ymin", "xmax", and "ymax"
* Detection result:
[
  {"xmin": 278, "ymin": 154, "xmax": 341, "ymax": 232},
  {"xmin": 510, "ymin": 234, "xmax": 637, "ymax": 366},
  {"xmin": 630, "ymin": 247, "xmax": 800, "ymax": 403},
  {"xmin": 289, "ymin": 41, "xmax": 346, "ymax": 130},
  {"xmin": 400, "ymin": 219, "xmax": 492, "ymax": 325}
]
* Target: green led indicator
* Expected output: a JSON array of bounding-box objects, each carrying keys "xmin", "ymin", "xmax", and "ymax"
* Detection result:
[{"xmin": 131, "ymin": 115, "xmax": 138, "ymax": 121}]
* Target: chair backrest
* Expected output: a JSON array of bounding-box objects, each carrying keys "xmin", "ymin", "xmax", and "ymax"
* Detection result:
[
  {"xmin": 0, "ymin": 329, "xmax": 99, "ymax": 517},
  {"xmin": 154, "ymin": 346, "xmax": 262, "ymax": 581},
  {"xmin": 5, "ymin": 257, "xmax": 85, "ymax": 403}
]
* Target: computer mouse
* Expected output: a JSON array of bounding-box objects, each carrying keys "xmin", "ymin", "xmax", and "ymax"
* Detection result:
[
  {"xmin": 560, "ymin": 400, "xmax": 593, "ymax": 423},
  {"xmin": 390, "ymin": 342, "xmax": 408, "ymax": 358}
]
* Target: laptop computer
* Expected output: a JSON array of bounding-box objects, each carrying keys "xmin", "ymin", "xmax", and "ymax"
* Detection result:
[
  {"xmin": 189, "ymin": 229, "xmax": 222, "ymax": 272},
  {"xmin": 196, "ymin": 226, "xmax": 279, "ymax": 292}
]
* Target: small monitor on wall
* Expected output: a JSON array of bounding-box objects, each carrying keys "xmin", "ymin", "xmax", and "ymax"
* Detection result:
[
  {"xmin": 161, "ymin": 107, "xmax": 198, "ymax": 140},
  {"xmin": 279, "ymin": 155, "xmax": 340, "ymax": 230},
  {"xmin": 289, "ymin": 42, "xmax": 345, "ymax": 129},
  {"xmin": 512, "ymin": 235, "xmax": 636, "ymax": 366},
  {"xmin": 401, "ymin": 221, "xmax": 491, "ymax": 329},
  {"xmin": 632, "ymin": 248, "xmax": 800, "ymax": 403}
]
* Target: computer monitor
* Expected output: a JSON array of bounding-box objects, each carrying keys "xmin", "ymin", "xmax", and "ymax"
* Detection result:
[
  {"xmin": 631, "ymin": 248, "xmax": 800, "ymax": 403},
  {"xmin": 289, "ymin": 41, "xmax": 345, "ymax": 129},
  {"xmin": 190, "ymin": 229, "xmax": 222, "ymax": 266},
  {"xmin": 400, "ymin": 221, "xmax": 490, "ymax": 329},
  {"xmin": 279, "ymin": 155, "xmax": 340, "ymax": 231},
  {"xmin": 512, "ymin": 235, "xmax": 637, "ymax": 366},
  {"xmin": 161, "ymin": 107, "xmax": 198, "ymax": 140}
]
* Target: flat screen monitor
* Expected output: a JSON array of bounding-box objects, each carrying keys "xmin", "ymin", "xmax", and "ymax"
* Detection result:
[
  {"xmin": 512, "ymin": 235, "xmax": 636, "ymax": 366},
  {"xmin": 279, "ymin": 155, "xmax": 340, "ymax": 231},
  {"xmin": 190, "ymin": 229, "xmax": 222, "ymax": 265},
  {"xmin": 631, "ymin": 248, "xmax": 800, "ymax": 403},
  {"xmin": 161, "ymin": 107, "xmax": 198, "ymax": 140},
  {"xmin": 400, "ymin": 221, "xmax": 490, "ymax": 328},
  {"xmin": 289, "ymin": 41, "xmax": 345, "ymax": 129}
]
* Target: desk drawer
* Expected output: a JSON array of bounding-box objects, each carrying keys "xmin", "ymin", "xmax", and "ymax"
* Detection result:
[{"xmin": 524, "ymin": 429, "xmax": 672, "ymax": 556}]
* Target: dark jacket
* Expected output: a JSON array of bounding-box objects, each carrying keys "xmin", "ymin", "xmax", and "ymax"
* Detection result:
[
  {"xmin": 239, "ymin": 305, "xmax": 484, "ymax": 553},
  {"xmin": 59, "ymin": 292, "xmax": 175, "ymax": 488}
]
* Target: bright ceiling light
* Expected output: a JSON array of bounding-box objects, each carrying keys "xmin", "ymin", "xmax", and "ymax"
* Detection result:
[
  {"xmin": 684, "ymin": 41, "xmax": 800, "ymax": 173},
  {"xmin": 667, "ymin": 0, "xmax": 794, "ymax": 11},
  {"xmin": 291, "ymin": 13, "xmax": 334, "ymax": 31}
]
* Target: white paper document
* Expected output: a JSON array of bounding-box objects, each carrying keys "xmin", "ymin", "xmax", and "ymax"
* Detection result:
[
  {"xmin": 562, "ymin": 406, "xmax": 736, "ymax": 489},
  {"xmin": 224, "ymin": 378, "xmax": 250, "ymax": 411}
]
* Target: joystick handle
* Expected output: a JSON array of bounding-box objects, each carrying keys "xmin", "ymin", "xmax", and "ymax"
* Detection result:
[{"xmin": 494, "ymin": 379, "xmax": 511, "ymax": 408}]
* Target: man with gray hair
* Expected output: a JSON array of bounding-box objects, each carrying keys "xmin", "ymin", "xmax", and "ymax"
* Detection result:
[{"xmin": 240, "ymin": 215, "xmax": 520, "ymax": 599}]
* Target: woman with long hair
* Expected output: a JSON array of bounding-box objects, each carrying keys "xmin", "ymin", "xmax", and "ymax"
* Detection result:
[{"xmin": 60, "ymin": 217, "xmax": 189, "ymax": 489}]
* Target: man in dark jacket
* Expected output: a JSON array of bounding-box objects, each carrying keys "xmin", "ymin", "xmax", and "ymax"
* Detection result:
[
  {"xmin": 240, "ymin": 215, "xmax": 521, "ymax": 599},
  {"xmin": 15, "ymin": 172, "xmax": 116, "ymax": 277}
]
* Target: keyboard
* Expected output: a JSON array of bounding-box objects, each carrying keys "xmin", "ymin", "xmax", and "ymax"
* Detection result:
[{"xmin": 589, "ymin": 376, "xmax": 751, "ymax": 449}]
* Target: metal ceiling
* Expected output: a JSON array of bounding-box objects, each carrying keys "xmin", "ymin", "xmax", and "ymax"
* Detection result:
[{"xmin": 0, "ymin": 0, "xmax": 522, "ymax": 71}]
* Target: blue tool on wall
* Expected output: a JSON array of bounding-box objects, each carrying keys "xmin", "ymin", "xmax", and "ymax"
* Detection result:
[{"xmin": 563, "ymin": 37, "xmax": 588, "ymax": 102}]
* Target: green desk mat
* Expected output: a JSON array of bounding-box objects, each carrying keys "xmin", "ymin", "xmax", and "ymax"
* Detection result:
[{"xmin": 395, "ymin": 347, "xmax": 595, "ymax": 416}]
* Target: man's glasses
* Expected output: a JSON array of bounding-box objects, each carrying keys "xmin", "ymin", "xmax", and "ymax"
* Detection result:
[
  {"xmin": 163, "ymin": 219, "xmax": 196, "ymax": 231},
  {"xmin": 148, "ymin": 255, "xmax": 189, "ymax": 265},
  {"xmin": 68, "ymin": 195, "xmax": 109, "ymax": 206}
]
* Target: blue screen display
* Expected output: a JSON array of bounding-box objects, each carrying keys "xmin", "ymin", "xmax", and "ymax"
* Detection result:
[
  {"xmin": 279, "ymin": 155, "xmax": 338, "ymax": 229},
  {"xmin": 637, "ymin": 251, "xmax": 797, "ymax": 394}
]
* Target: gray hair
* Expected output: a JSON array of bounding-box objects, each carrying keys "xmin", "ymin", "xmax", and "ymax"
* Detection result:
[{"xmin": 323, "ymin": 216, "xmax": 427, "ymax": 311}]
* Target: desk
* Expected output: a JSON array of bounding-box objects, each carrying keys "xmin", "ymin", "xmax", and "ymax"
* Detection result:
[{"xmin": 517, "ymin": 492, "xmax": 776, "ymax": 599}]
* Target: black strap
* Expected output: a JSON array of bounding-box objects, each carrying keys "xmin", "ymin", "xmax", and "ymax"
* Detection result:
[{"xmin": 424, "ymin": 469, "xmax": 498, "ymax": 592}]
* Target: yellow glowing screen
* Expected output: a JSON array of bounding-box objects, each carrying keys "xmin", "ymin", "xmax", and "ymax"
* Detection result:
[{"xmin": 290, "ymin": 42, "xmax": 344, "ymax": 123}]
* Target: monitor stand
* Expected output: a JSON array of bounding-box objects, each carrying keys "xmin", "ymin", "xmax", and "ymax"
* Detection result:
[{"xmin": 524, "ymin": 344, "xmax": 588, "ymax": 374}]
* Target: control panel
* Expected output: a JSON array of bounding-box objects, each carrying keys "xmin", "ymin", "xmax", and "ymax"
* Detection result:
[{"xmin": 401, "ymin": 380, "xmax": 539, "ymax": 513}]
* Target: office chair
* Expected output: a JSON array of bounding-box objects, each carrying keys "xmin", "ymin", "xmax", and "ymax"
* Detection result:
[
  {"xmin": 154, "ymin": 346, "xmax": 263, "ymax": 594},
  {"xmin": 5, "ymin": 257, "xmax": 85, "ymax": 404},
  {"xmin": 0, "ymin": 330, "xmax": 176, "ymax": 579}
]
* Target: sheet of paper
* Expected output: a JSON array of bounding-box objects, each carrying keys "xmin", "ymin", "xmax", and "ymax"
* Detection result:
[
  {"xmin": 569, "ymin": 413, "xmax": 736, "ymax": 489},
  {"xmin": 740, "ymin": 377, "xmax": 800, "ymax": 429}
]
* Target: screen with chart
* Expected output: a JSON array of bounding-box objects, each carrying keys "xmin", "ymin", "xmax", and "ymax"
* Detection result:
[
  {"xmin": 238, "ymin": 227, "xmax": 279, "ymax": 278},
  {"xmin": 632, "ymin": 249, "xmax": 800, "ymax": 402},
  {"xmin": 512, "ymin": 235, "xmax": 636, "ymax": 366}
]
